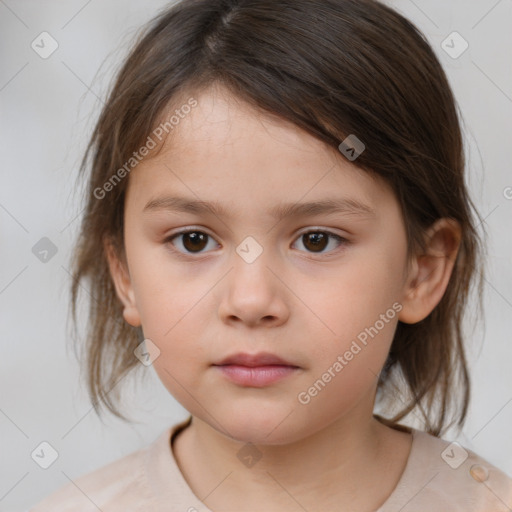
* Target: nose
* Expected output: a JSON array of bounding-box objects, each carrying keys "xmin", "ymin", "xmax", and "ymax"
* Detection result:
[{"xmin": 217, "ymin": 250, "xmax": 289, "ymax": 328}]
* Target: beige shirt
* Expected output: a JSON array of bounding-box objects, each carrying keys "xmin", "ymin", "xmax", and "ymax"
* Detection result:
[{"xmin": 29, "ymin": 415, "xmax": 512, "ymax": 511}]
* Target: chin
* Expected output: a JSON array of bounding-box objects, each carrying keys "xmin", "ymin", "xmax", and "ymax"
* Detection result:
[{"xmin": 210, "ymin": 406, "xmax": 308, "ymax": 446}]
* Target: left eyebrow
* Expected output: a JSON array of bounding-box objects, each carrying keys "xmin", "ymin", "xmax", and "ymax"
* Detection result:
[{"xmin": 142, "ymin": 195, "xmax": 376, "ymax": 220}]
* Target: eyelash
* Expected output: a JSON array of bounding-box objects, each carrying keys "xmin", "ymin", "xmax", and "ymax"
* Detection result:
[{"xmin": 163, "ymin": 228, "xmax": 348, "ymax": 258}]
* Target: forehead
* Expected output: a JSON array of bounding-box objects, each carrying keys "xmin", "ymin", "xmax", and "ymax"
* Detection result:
[
  {"xmin": 126, "ymin": 84, "xmax": 396, "ymax": 219},
  {"xmin": 171, "ymin": 85, "xmax": 318, "ymax": 152}
]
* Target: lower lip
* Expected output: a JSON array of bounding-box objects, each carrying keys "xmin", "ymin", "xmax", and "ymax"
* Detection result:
[{"xmin": 214, "ymin": 364, "xmax": 299, "ymax": 387}]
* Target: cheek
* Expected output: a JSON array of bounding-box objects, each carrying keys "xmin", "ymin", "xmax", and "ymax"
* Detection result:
[
  {"xmin": 141, "ymin": 292, "xmax": 212, "ymax": 405},
  {"xmin": 126, "ymin": 239, "xmax": 196, "ymax": 328},
  {"xmin": 300, "ymin": 248, "xmax": 404, "ymax": 341},
  {"xmin": 295, "ymin": 306, "xmax": 398, "ymax": 420},
  {"xmin": 295, "ymin": 246, "xmax": 403, "ymax": 388},
  {"xmin": 124, "ymin": 242, "xmax": 212, "ymax": 376}
]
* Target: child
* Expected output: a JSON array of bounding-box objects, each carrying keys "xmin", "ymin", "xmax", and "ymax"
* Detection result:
[{"xmin": 30, "ymin": 0, "xmax": 512, "ymax": 510}]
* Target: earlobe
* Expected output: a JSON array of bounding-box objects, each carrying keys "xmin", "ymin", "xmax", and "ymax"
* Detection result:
[
  {"xmin": 104, "ymin": 238, "xmax": 142, "ymax": 327},
  {"xmin": 398, "ymin": 218, "xmax": 461, "ymax": 324}
]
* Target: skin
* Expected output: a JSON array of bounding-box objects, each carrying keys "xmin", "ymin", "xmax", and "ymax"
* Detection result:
[{"xmin": 106, "ymin": 83, "xmax": 461, "ymax": 511}]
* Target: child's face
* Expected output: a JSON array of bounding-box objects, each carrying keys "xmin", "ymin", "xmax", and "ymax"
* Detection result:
[{"xmin": 115, "ymin": 84, "xmax": 413, "ymax": 444}]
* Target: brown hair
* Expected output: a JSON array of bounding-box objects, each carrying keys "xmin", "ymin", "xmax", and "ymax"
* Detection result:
[{"xmin": 70, "ymin": 0, "xmax": 485, "ymax": 436}]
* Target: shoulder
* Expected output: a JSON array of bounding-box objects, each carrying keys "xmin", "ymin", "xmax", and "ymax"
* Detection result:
[
  {"xmin": 28, "ymin": 435, "xmax": 161, "ymax": 512},
  {"xmin": 382, "ymin": 428, "xmax": 512, "ymax": 512}
]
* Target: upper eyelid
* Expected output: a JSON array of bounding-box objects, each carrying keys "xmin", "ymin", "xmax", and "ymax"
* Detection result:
[{"xmin": 167, "ymin": 226, "xmax": 346, "ymax": 241}]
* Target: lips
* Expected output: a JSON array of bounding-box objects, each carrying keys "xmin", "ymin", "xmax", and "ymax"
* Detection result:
[
  {"xmin": 213, "ymin": 352, "xmax": 299, "ymax": 368},
  {"xmin": 213, "ymin": 352, "xmax": 300, "ymax": 387}
]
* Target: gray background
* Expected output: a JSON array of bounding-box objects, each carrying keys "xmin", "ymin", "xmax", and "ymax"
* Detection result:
[{"xmin": 1, "ymin": 0, "xmax": 511, "ymax": 510}]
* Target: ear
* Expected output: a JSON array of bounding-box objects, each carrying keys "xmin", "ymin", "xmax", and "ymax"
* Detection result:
[
  {"xmin": 104, "ymin": 238, "xmax": 142, "ymax": 327},
  {"xmin": 398, "ymin": 218, "xmax": 461, "ymax": 324}
]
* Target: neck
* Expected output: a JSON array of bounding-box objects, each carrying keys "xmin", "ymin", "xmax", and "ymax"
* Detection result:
[{"xmin": 172, "ymin": 407, "xmax": 412, "ymax": 511}]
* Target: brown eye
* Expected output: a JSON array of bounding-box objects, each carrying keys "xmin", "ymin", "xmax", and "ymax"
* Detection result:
[
  {"xmin": 167, "ymin": 230, "xmax": 218, "ymax": 254},
  {"xmin": 293, "ymin": 230, "xmax": 346, "ymax": 254},
  {"xmin": 302, "ymin": 232, "xmax": 328, "ymax": 252},
  {"xmin": 182, "ymin": 232, "xmax": 208, "ymax": 252},
  {"xmin": 166, "ymin": 229, "xmax": 346, "ymax": 257}
]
